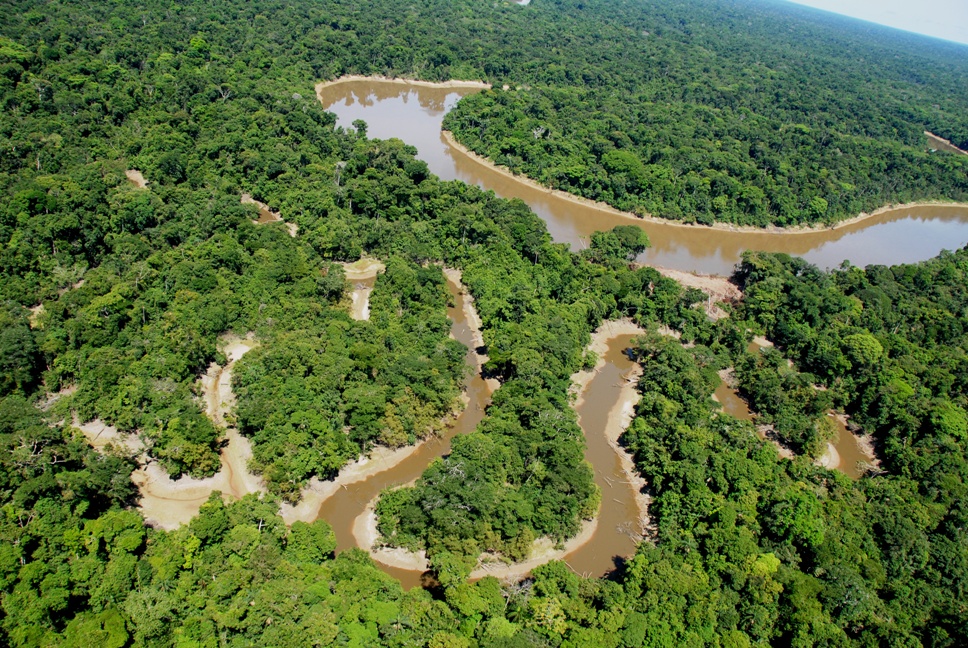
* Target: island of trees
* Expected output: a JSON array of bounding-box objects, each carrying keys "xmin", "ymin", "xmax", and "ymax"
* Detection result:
[{"xmin": 1, "ymin": 0, "xmax": 967, "ymax": 645}]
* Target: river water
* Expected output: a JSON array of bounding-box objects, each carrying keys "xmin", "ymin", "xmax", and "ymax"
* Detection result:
[
  {"xmin": 314, "ymin": 276, "xmax": 491, "ymax": 588},
  {"xmin": 309, "ymin": 78, "xmax": 918, "ymax": 584},
  {"xmin": 317, "ymin": 80, "xmax": 968, "ymax": 275},
  {"xmin": 567, "ymin": 334, "xmax": 644, "ymax": 576}
]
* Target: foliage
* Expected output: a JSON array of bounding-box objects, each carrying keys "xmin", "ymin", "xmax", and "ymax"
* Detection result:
[{"xmin": 1, "ymin": 0, "xmax": 967, "ymax": 645}]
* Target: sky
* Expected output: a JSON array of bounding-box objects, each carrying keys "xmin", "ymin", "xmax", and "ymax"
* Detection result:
[{"xmin": 784, "ymin": 0, "xmax": 968, "ymax": 46}]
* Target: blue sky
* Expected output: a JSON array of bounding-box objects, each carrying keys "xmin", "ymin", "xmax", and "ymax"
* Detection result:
[{"xmin": 785, "ymin": 0, "xmax": 968, "ymax": 46}]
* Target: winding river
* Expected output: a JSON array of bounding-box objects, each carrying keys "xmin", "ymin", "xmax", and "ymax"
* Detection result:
[
  {"xmin": 314, "ymin": 274, "xmax": 494, "ymax": 588},
  {"xmin": 307, "ymin": 77, "xmax": 935, "ymax": 583},
  {"xmin": 316, "ymin": 79, "xmax": 968, "ymax": 276},
  {"xmin": 307, "ymin": 276, "xmax": 648, "ymax": 587}
]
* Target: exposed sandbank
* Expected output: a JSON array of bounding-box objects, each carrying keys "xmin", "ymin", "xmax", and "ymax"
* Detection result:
[
  {"xmin": 339, "ymin": 259, "xmax": 386, "ymax": 321},
  {"xmin": 442, "ymin": 267, "xmax": 501, "ymax": 391},
  {"xmin": 571, "ymin": 319, "xmax": 650, "ymax": 532},
  {"xmin": 815, "ymin": 441, "xmax": 841, "ymax": 471},
  {"xmin": 279, "ymin": 428, "xmax": 463, "ymax": 526},
  {"xmin": 241, "ymin": 193, "xmax": 297, "ymax": 237},
  {"xmin": 926, "ymin": 131, "xmax": 968, "ymax": 156},
  {"xmin": 125, "ymin": 169, "xmax": 148, "ymax": 189},
  {"xmin": 442, "ymin": 130, "xmax": 968, "ymax": 236},
  {"xmin": 349, "ymin": 499, "xmax": 603, "ymax": 579},
  {"xmin": 649, "ymin": 266, "xmax": 743, "ymax": 319},
  {"xmin": 75, "ymin": 333, "xmax": 267, "ymax": 530},
  {"xmin": 354, "ymin": 503, "xmax": 430, "ymax": 572},
  {"xmin": 281, "ymin": 269, "xmax": 493, "ymax": 526}
]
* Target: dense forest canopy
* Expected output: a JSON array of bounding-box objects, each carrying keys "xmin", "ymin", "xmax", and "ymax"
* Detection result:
[
  {"xmin": 0, "ymin": 0, "xmax": 967, "ymax": 645},
  {"xmin": 442, "ymin": 0, "xmax": 968, "ymax": 226}
]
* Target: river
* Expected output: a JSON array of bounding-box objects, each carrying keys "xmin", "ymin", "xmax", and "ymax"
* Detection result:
[
  {"xmin": 314, "ymin": 275, "xmax": 493, "ymax": 588},
  {"xmin": 310, "ymin": 77, "xmax": 915, "ymax": 582},
  {"xmin": 316, "ymin": 79, "xmax": 968, "ymax": 275},
  {"xmin": 310, "ymin": 274, "xmax": 648, "ymax": 586}
]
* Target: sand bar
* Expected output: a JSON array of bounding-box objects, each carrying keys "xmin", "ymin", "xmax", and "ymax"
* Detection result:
[
  {"xmin": 125, "ymin": 169, "xmax": 148, "ymax": 189},
  {"xmin": 339, "ymin": 258, "xmax": 386, "ymax": 321},
  {"xmin": 74, "ymin": 333, "xmax": 267, "ymax": 529},
  {"xmin": 282, "ymin": 269, "xmax": 491, "ymax": 526}
]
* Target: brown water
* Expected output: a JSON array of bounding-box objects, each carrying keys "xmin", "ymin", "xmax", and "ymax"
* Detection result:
[
  {"xmin": 317, "ymin": 79, "xmax": 968, "ymax": 275},
  {"xmin": 314, "ymin": 276, "xmax": 490, "ymax": 588},
  {"xmin": 714, "ymin": 355, "xmax": 871, "ymax": 480},
  {"xmin": 714, "ymin": 381, "xmax": 754, "ymax": 421},
  {"xmin": 566, "ymin": 334, "xmax": 644, "ymax": 576},
  {"xmin": 313, "ymin": 281, "xmax": 644, "ymax": 585},
  {"xmin": 828, "ymin": 415, "xmax": 870, "ymax": 479}
]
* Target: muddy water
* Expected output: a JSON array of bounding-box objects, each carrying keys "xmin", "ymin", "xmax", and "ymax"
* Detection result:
[
  {"xmin": 714, "ymin": 382, "xmax": 754, "ymax": 421},
  {"xmin": 714, "ymin": 363, "xmax": 871, "ymax": 479},
  {"xmin": 314, "ymin": 276, "xmax": 491, "ymax": 588},
  {"xmin": 317, "ymin": 79, "xmax": 968, "ymax": 275},
  {"xmin": 566, "ymin": 334, "xmax": 644, "ymax": 576},
  {"xmin": 828, "ymin": 415, "xmax": 869, "ymax": 479}
]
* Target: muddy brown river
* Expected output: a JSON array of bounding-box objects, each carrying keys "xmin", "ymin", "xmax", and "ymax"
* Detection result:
[
  {"xmin": 566, "ymin": 333, "xmax": 646, "ymax": 576},
  {"xmin": 314, "ymin": 277, "xmax": 492, "ymax": 588},
  {"xmin": 317, "ymin": 79, "xmax": 968, "ymax": 275},
  {"xmin": 305, "ymin": 78, "xmax": 938, "ymax": 585},
  {"xmin": 312, "ymin": 276, "xmax": 647, "ymax": 586}
]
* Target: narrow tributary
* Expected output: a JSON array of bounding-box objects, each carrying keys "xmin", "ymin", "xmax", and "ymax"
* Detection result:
[{"xmin": 313, "ymin": 275, "xmax": 493, "ymax": 588}]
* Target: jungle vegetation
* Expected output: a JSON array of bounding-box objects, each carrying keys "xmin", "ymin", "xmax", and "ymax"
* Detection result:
[{"xmin": 0, "ymin": 0, "xmax": 966, "ymax": 646}]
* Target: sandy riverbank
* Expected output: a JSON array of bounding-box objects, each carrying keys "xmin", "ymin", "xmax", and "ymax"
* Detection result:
[
  {"xmin": 349, "ymin": 500, "xmax": 602, "ymax": 579},
  {"xmin": 815, "ymin": 441, "xmax": 841, "ymax": 471},
  {"xmin": 74, "ymin": 416, "xmax": 144, "ymax": 455},
  {"xmin": 442, "ymin": 130, "xmax": 968, "ymax": 236},
  {"xmin": 572, "ymin": 319, "xmax": 645, "ymax": 388},
  {"xmin": 926, "ymin": 131, "xmax": 968, "ymax": 156},
  {"xmin": 339, "ymin": 259, "xmax": 386, "ymax": 321},
  {"xmin": 74, "ymin": 333, "xmax": 267, "ymax": 529},
  {"xmin": 442, "ymin": 267, "xmax": 500, "ymax": 391},
  {"xmin": 241, "ymin": 193, "xmax": 297, "ymax": 236},
  {"xmin": 282, "ymin": 268, "xmax": 491, "ymax": 526},
  {"xmin": 125, "ymin": 169, "xmax": 148, "ymax": 189},
  {"xmin": 138, "ymin": 333, "xmax": 266, "ymax": 528},
  {"xmin": 650, "ymin": 266, "xmax": 743, "ymax": 319},
  {"xmin": 571, "ymin": 319, "xmax": 650, "ymax": 526},
  {"xmin": 279, "ymin": 410, "xmax": 464, "ymax": 526}
]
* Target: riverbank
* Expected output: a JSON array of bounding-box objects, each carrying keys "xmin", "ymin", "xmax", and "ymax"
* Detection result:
[
  {"xmin": 571, "ymin": 320, "xmax": 650, "ymax": 534},
  {"xmin": 442, "ymin": 130, "xmax": 968, "ymax": 236},
  {"xmin": 349, "ymin": 490, "xmax": 604, "ymax": 579},
  {"xmin": 649, "ymin": 266, "xmax": 743, "ymax": 319},
  {"xmin": 338, "ymin": 314, "xmax": 651, "ymax": 583},
  {"xmin": 339, "ymin": 258, "xmax": 385, "ymax": 321},
  {"xmin": 280, "ymin": 392, "xmax": 469, "ymax": 526},
  {"xmin": 926, "ymin": 131, "xmax": 968, "ymax": 156},
  {"xmin": 241, "ymin": 193, "xmax": 297, "ymax": 236},
  {"xmin": 74, "ymin": 333, "xmax": 267, "ymax": 529},
  {"xmin": 283, "ymin": 269, "xmax": 492, "ymax": 528},
  {"xmin": 441, "ymin": 267, "xmax": 501, "ymax": 392}
]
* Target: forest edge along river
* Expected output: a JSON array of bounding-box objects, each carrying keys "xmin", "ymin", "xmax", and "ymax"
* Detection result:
[
  {"xmin": 76, "ymin": 76, "xmax": 957, "ymax": 586},
  {"xmin": 316, "ymin": 77, "xmax": 968, "ymax": 276}
]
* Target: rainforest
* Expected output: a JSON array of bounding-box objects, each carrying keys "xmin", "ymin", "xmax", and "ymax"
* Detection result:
[{"xmin": 1, "ymin": 0, "xmax": 967, "ymax": 646}]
